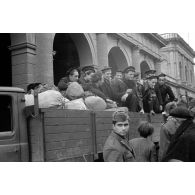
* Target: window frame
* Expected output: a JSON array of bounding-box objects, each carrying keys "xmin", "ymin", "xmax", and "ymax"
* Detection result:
[{"xmin": 0, "ymin": 92, "xmax": 17, "ymax": 139}]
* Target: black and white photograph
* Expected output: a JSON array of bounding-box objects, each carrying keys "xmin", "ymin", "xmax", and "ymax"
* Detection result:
[
  {"xmin": 1, "ymin": 1, "xmax": 195, "ymax": 195},
  {"xmin": 1, "ymin": 33, "xmax": 195, "ymax": 162}
]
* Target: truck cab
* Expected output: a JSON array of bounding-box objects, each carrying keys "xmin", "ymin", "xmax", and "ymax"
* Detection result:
[{"xmin": 0, "ymin": 87, "xmax": 29, "ymax": 161}]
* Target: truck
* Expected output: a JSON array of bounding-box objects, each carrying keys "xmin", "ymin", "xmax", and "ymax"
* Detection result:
[{"xmin": 0, "ymin": 87, "xmax": 163, "ymax": 162}]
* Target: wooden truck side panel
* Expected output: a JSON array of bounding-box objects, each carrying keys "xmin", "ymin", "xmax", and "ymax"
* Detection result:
[
  {"xmin": 42, "ymin": 109, "xmax": 94, "ymax": 162},
  {"xmin": 28, "ymin": 108, "xmax": 163, "ymax": 162}
]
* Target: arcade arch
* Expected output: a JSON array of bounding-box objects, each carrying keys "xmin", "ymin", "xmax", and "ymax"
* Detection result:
[
  {"xmin": 53, "ymin": 33, "xmax": 94, "ymax": 85},
  {"xmin": 140, "ymin": 61, "xmax": 150, "ymax": 79},
  {"xmin": 108, "ymin": 46, "xmax": 129, "ymax": 76}
]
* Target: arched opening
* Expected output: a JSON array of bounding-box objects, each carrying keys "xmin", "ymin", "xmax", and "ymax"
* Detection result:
[
  {"xmin": 53, "ymin": 33, "xmax": 93, "ymax": 85},
  {"xmin": 140, "ymin": 61, "xmax": 150, "ymax": 79},
  {"xmin": 0, "ymin": 34, "xmax": 12, "ymax": 86},
  {"xmin": 185, "ymin": 66, "xmax": 187, "ymax": 81},
  {"xmin": 179, "ymin": 62, "xmax": 182, "ymax": 80},
  {"xmin": 108, "ymin": 47, "xmax": 128, "ymax": 76}
]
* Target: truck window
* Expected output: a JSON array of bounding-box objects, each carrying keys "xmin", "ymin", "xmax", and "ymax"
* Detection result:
[{"xmin": 0, "ymin": 95, "xmax": 13, "ymax": 132}]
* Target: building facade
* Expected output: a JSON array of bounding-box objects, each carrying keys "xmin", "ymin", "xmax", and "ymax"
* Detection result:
[
  {"xmin": 1, "ymin": 33, "xmax": 195, "ymax": 99},
  {"xmin": 160, "ymin": 33, "xmax": 195, "ymax": 98}
]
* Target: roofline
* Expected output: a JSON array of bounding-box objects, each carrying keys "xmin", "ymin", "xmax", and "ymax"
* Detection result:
[{"xmin": 149, "ymin": 33, "xmax": 167, "ymax": 46}]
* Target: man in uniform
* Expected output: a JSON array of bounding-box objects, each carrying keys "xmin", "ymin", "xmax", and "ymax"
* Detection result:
[
  {"xmin": 79, "ymin": 65, "xmax": 96, "ymax": 91},
  {"xmin": 103, "ymin": 109, "xmax": 135, "ymax": 162},
  {"xmin": 155, "ymin": 73, "xmax": 176, "ymax": 111},
  {"xmin": 121, "ymin": 66, "xmax": 143, "ymax": 112},
  {"xmin": 142, "ymin": 75, "xmax": 163, "ymax": 114},
  {"xmin": 99, "ymin": 66, "xmax": 115, "ymax": 101}
]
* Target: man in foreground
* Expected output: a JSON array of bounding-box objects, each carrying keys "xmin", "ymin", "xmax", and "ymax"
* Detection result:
[{"xmin": 103, "ymin": 110, "xmax": 135, "ymax": 162}]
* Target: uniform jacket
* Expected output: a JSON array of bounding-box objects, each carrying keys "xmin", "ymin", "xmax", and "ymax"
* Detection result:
[
  {"xmin": 103, "ymin": 131, "xmax": 135, "ymax": 162},
  {"xmin": 142, "ymin": 85, "xmax": 162, "ymax": 113},
  {"xmin": 88, "ymin": 83, "xmax": 108, "ymax": 101},
  {"xmin": 129, "ymin": 137, "xmax": 157, "ymax": 162},
  {"xmin": 122, "ymin": 78, "xmax": 143, "ymax": 111},
  {"xmin": 110, "ymin": 78, "xmax": 127, "ymax": 105},
  {"xmin": 99, "ymin": 78, "xmax": 114, "ymax": 101},
  {"xmin": 155, "ymin": 83, "xmax": 175, "ymax": 107}
]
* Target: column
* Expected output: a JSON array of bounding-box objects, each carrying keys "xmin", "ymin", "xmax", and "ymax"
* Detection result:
[
  {"xmin": 132, "ymin": 45, "xmax": 140, "ymax": 74},
  {"xmin": 36, "ymin": 33, "xmax": 54, "ymax": 84},
  {"xmin": 96, "ymin": 33, "xmax": 108, "ymax": 69},
  {"xmin": 154, "ymin": 58, "xmax": 162, "ymax": 75},
  {"xmin": 9, "ymin": 33, "xmax": 36, "ymax": 90}
]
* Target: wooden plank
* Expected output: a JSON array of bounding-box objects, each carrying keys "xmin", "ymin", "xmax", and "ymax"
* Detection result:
[
  {"xmin": 95, "ymin": 110, "xmax": 114, "ymax": 117},
  {"xmin": 28, "ymin": 115, "xmax": 45, "ymax": 162},
  {"xmin": 45, "ymin": 139, "xmax": 92, "ymax": 151},
  {"xmin": 96, "ymin": 118, "xmax": 113, "ymax": 124},
  {"xmin": 45, "ymin": 131, "xmax": 91, "ymax": 142},
  {"xmin": 44, "ymin": 117, "xmax": 90, "ymax": 126},
  {"xmin": 96, "ymin": 130, "xmax": 111, "ymax": 137},
  {"xmin": 150, "ymin": 114, "xmax": 163, "ymax": 123},
  {"xmin": 96, "ymin": 124, "xmax": 113, "ymax": 131},
  {"xmin": 43, "ymin": 109, "xmax": 90, "ymax": 118},
  {"xmin": 46, "ymin": 146, "xmax": 92, "ymax": 161},
  {"xmin": 44, "ymin": 125, "xmax": 90, "ymax": 133}
]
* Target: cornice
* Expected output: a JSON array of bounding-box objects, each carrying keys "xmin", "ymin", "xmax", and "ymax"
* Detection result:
[{"xmin": 115, "ymin": 33, "xmax": 162, "ymax": 60}]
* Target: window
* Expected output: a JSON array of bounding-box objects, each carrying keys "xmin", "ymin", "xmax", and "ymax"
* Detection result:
[
  {"xmin": 185, "ymin": 66, "xmax": 188, "ymax": 81},
  {"xmin": 179, "ymin": 62, "xmax": 182, "ymax": 80},
  {"xmin": 0, "ymin": 95, "xmax": 13, "ymax": 132}
]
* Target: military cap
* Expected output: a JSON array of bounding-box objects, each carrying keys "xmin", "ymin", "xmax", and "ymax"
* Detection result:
[
  {"xmin": 144, "ymin": 69, "xmax": 156, "ymax": 78},
  {"xmin": 123, "ymin": 66, "xmax": 135, "ymax": 73},
  {"xmin": 169, "ymin": 107, "xmax": 194, "ymax": 119},
  {"xmin": 81, "ymin": 65, "xmax": 95, "ymax": 73},
  {"xmin": 116, "ymin": 69, "xmax": 123, "ymax": 73},
  {"xmin": 158, "ymin": 73, "xmax": 166, "ymax": 78},
  {"xmin": 101, "ymin": 66, "xmax": 112, "ymax": 73},
  {"xmin": 112, "ymin": 109, "xmax": 129, "ymax": 122},
  {"xmin": 147, "ymin": 75, "xmax": 158, "ymax": 80}
]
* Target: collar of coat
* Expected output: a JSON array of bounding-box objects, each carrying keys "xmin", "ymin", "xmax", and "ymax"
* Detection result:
[{"xmin": 112, "ymin": 131, "xmax": 135, "ymax": 158}]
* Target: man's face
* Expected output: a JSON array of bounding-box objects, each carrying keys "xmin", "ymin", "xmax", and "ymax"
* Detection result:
[
  {"xmin": 103, "ymin": 70, "xmax": 112, "ymax": 81},
  {"xmin": 125, "ymin": 71, "xmax": 134, "ymax": 80},
  {"xmin": 69, "ymin": 70, "xmax": 79, "ymax": 82},
  {"xmin": 148, "ymin": 79, "xmax": 156, "ymax": 89},
  {"xmin": 113, "ymin": 120, "xmax": 129, "ymax": 136},
  {"xmin": 158, "ymin": 77, "xmax": 166, "ymax": 85},
  {"xmin": 115, "ymin": 72, "xmax": 123, "ymax": 80},
  {"xmin": 84, "ymin": 71, "xmax": 95, "ymax": 82}
]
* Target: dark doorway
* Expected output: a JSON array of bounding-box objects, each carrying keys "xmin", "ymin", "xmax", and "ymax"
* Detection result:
[
  {"xmin": 53, "ymin": 34, "xmax": 80, "ymax": 85},
  {"xmin": 108, "ymin": 47, "xmax": 128, "ymax": 76},
  {"xmin": 0, "ymin": 34, "xmax": 12, "ymax": 86},
  {"xmin": 140, "ymin": 61, "xmax": 150, "ymax": 79}
]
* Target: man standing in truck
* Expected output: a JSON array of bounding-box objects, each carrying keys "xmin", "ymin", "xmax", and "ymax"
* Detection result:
[{"xmin": 103, "ymin": 110, "xmax": 135, "ymax": 162}]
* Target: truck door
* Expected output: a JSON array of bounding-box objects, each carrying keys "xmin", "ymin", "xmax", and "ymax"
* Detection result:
[{"xmin": 0, "ymin": 93, "xmax": 21, "ymax": 161}]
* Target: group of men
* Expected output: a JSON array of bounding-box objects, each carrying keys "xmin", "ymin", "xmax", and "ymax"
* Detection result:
[
  {"xmin": 57, "ymin": 64, "xmax": 176, "ymax": 113},
  {"xmin": 58, "ymin": 65, "xmax": 175, "ymax": 114}
]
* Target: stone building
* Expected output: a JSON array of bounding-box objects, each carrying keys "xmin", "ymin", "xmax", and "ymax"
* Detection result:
[
  {"xmin": 160, "ymin": 33, "xmax": 195, "ymax": 98},
  {"xmin": 0, "ymin": 33, "xmax": 166, "ymax": 90},
  {"xmin": 1, "ymin": 33, "xmax": 194, "ymax": 99}
]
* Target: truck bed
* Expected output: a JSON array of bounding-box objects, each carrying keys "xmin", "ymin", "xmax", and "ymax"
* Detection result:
[{"xmin": 28, "ymin": 108, "xmax": 163, "ymax": 162}]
